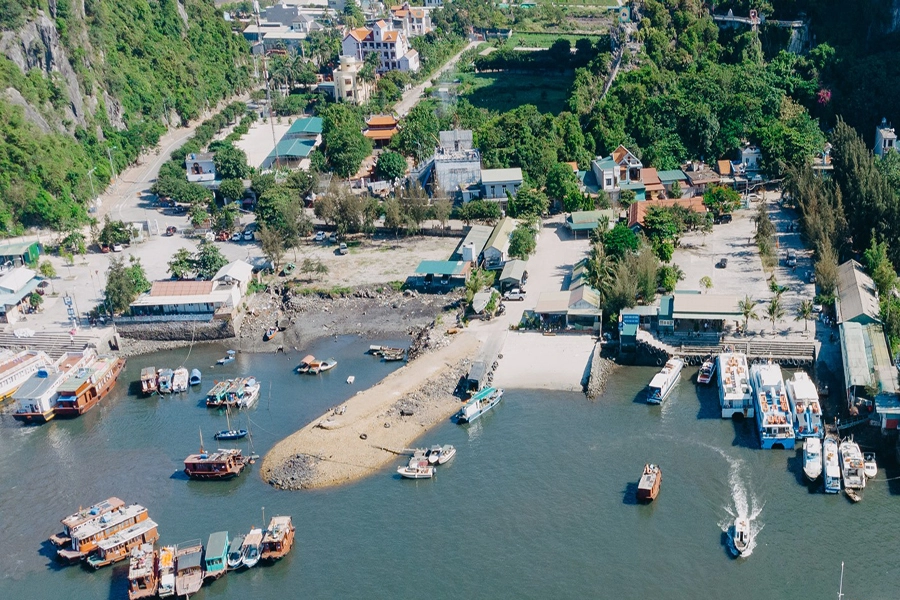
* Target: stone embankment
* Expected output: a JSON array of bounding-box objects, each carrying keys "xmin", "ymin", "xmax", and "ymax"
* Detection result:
[{"xmin": 585, "ymin": 343, "xmax": 618, "ymax": 400}]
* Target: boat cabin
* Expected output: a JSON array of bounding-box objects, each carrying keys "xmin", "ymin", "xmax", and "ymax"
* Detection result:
[
  {"xmin": 127, "ymin": 543, "xmax": 158, "ymax": 600},
  {"xmin": 58, "ymin": 504, "xmax": 149, "ymax": 561},
  {"xmin": 260, "ymin": 516, "xmax": 295, "ymax": 560},
  {"xmin": 175, "ymin": 541, "xmax": 205, "ymax": 597},
  {"xmin": 50, "ymin": 497, "xmax": 126, "ymax": 548},
  {"xmin": 86, "ymin": 519, "xmax": 159, "ymax": 569},
  {"xmin": 183, "ymin": 448, "xmax": 247, "ymax": 480},
  {"xmin": 204, "ymin": 531, "xmax": 229, "ymax": 579}
]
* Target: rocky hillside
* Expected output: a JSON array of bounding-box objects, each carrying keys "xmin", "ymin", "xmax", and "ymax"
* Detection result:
[{"xmin": 0, "ymin": 0, "xmax": 249, "ymax": 232}]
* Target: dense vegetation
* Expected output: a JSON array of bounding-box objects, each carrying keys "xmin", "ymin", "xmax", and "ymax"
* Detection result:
[{"xmin": 0, "ymin": 0, "xmax": 250, "ymax": 233}]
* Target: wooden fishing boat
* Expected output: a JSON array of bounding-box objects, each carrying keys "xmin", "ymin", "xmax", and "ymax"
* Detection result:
[
  {"xmin": 140, "ymin": 367, "xmax": 158, "ymax": 394},
  {"xmin": 296, "ymin": 355, "xmax": 316, "ymax": 373},
  {"xmin": 308, "ymin": 358, "xmax": 337, "ymax": 374},
  {"xmin": 127, "ymin": 543, "xmax": 158, "ymax": 600},
  {"xmin": 183, "ymin": 430, "xmax": 248, "ymax": 480},
  {"xmin": 53, "ymin": 355, "xmax": 125, "ymax": 417},
  {"xmin": 85, "ymin": 519, "xmax": 159, "ymax": 569},
  {"xmin": 260, "ymin": 516, "xmax": 295, "ymax": 561},
  {"xmin": 174, "ymin": 540, "xmax": 204, "ymax": 597},
  {"xmin": 636, "ymin": 463, "xmax": 662, "ymax": 502}
]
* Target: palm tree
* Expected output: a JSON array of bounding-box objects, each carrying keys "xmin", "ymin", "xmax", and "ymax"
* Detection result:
[
  {"xmin": 795, "ymin": 299, "xmax": 814, "ymax": 332},
  {"xmin": 585, "ymin": 242, "xmax": 614, "ymax": 298},
  {"xmin": 738, "ymin": 295, "xmax": 758, "ymax": 332},
  {"xmin": 764, "ymin": 296, "xmax": 785, "ymax": 333}
]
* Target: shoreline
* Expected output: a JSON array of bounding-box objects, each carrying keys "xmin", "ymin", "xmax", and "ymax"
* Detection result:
[{"xmin": 261, "ymin": 328, "xmax": 481, "ymax": 490}]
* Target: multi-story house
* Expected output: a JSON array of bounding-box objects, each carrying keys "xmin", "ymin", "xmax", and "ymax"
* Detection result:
[{"xmin": 342, "ymin": 20, "xmax": 420, "ymax": 73}]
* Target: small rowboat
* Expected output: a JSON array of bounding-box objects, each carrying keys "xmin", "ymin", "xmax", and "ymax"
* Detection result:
[
  {"xmin": 296, "ymin": 355, "xmax": 315, "ymax": 374},
  {"xmin": 217, "ymin": 350, "xmax": 236, "ymax": 365},
  {"xmin": 214, "ymin": 429, "xmax": 248, "ymax": 440}
]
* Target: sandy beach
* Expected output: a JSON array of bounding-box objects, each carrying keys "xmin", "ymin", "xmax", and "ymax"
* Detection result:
[{"xmin": 261, "ymin": 330, "xmax": 482, "ymax": 489}]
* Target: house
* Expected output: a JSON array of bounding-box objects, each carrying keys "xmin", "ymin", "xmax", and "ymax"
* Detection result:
[
  {"xmin": 739, "ymin": 143, "xmax": 762, "ymax": 173},
  {"xmin": 342, "ymin": 20, "xmax": 420, "ymax": 73},
  {"xmin": 413, "ymin": 260, "xmax": 471, "ymax": 290},
  {"xmin": 128, "ymin": 261, "xmax": 252, "ymax": 321},
  {"xmin": 415, "ymin": 130, "xmax": 482, "ymax": 199},
  {"xmin": 0, "ymin": 240, "xmax": 41, "ymax": 268},
  {"xmin": 657, "ymin": 169, "xmax": 689, "ymax": 197},
  {"xmin": 213, "ymin": 260, "xmax": 254, "ymax": 296},
  {"xmin": 641, "ymin": 168, "xmax": 665, "ymax": 200},
  {"xmin": 332, "ymin": 56, "xmax": 374, "ymax": 104},
  {"xmin": 0, "ymin": 267, "xmax": 41, "ymax": 323},
  {"xmin": 835, "ymin": 260, "xmax": 881, "ymax": 325},
  {"xmin": 185, "ymin": 153, "xmax": 216, "ymax": 184},
  {"xmin": 498, "ymin": 259, "xmax": 527, "ymax": 291},
  {"xmin": 242, "ymin": 22, "xmax": 313, "ymax": 53},
  {"xmin": 875, "ymin": 118, "xmax": 897, "ymax": 158},
  {"xmin": 424, "ymin": 0, "xmax": 442, "ymax": 6},
  {"xmin": 627, "ymin": 197, "xmax": 707, "ymax": 230},
  {"xmin": 262, "ymin": 2, "xmax": 325, "ymax": 27},
  {"xmin": 565, "ymin": 209, "xmax": 617, "ymax": 237},
  {"xmin": 533, "ymin": 272, "xmax": 602, "ymax": 332},
  {"xmin": 683, "ymin": 162, "xmax": 721, "ymax": 195},
  {"xmin": 451, "ymin": 224, "xmax": 494, "ymax": 263},
  {"xmin": 390, "ymin": 3, "xmax": 431, "ymax": 37},
  {"xmin": 716, "ymin": 160, "xmax": 733, "ymax": 177},
  {"xmin": 480, "ymin": 168, "xmax": 523, "ymax": 201},
  {"xmin": 263, "ymin": 117, "xmax": 323, "ymax": 170},
  {"xmin": 590, "ymin": 145, "xmax": 644, "ymax": 200},
  {"xmin": 483, "ymin": 217, "xmax": 517, "ymax": 270},
  {"xmin": 363, "ymin": 115, "xmax": 400, "ymax": 147}
]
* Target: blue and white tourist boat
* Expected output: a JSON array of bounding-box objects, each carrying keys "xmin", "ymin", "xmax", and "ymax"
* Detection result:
[
  {"xmin": 785, "ymin": 371, "xmax": 823, "ymax": 439},
  {"xmin": 646, "ymin": 358, "xmax": 684, "ymax": 405},
  {"xmin": 456, "ymin": 387, "xmax": 504, "ymax": 423},
  {"xmin": 803, "ymin": 437, "xmax": 823, "ymax": 481},
  {"xmin": 749, "ymin": 362, "xmax": 794, "ymax": 449},
  {"xmin": 716, "ymin": 351, "xmax": 754, "ymax": 419},
  {"xmin": 823, "ymin": 434, "xmax": 841, "ymax": 493}
]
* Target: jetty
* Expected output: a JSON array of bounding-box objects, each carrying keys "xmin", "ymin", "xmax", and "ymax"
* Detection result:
[{"xmin": 634, "ymin": 330, "xmax": 817, "ymax": 367}]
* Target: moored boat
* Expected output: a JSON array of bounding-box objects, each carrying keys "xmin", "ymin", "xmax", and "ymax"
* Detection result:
[
  {"xmin": 49, "ymin": 496, "xmax": 125, "ymax": 549},
  {"xmin": 204, "ymin": 531, "xmax": 229, "ymax": 580},
  {"xmin": 184, "ymin": 447, "xmax": 248, "ymax": 480},
  {"xmin": 206, "ymin": 381, "xmax": 230, "ymax": 407},
  {"xmin": 696, "ymin": 357, "xmax": 716, "ymax": 385},
  {"xmin": 731, "ymin": 518, "xmax": 752, "ymax": 557},
  {"xmin": 427, "ymin": 445, "xmax": 442, "ymax": 464},
  {"xmin": 226, "ymin": 534, "xmax": 245, "ymax": 570},
  {"xmin": 397, "ymin": 459, "xmax": 435, "ymax": 479},
  {"xmin": 53, "ymin": 354, "xmax": 125, "ymax": 418},
  {"xmin": 749, "ymin": 362, "xmax": 794, "ymax": 449},
  {"xmin": 0, "ymin": 349, "xmax": 52, "ymax": 401},
  {"xmin": 437, "ymin": 445, "xmax": 456, "ymax": 464},
  {"xmin": 241, "ymin": 528, "xmax": 263, "ymax": 568},
  {"xmin": 156, "ymin": 545, "xmax": 176, "ymax": 598},
  {"xmin": 56, "ymin": 503, "xmax": 150, "ymax": 563},
  {"xmin": 636, "ymin": 463, "xmax": 662, "ymax": 502},
  {"xmin": 803, "ymin": 437, "xmax": 823, "ymax": 481},
  {"xmin": 824, "ymin": 434, "xmax": 841, "ymax": 494},
  {"xmin": 264, "ymin": 327, "xmax": 277, "ymax": 341},
  {"xmin": 308, "ymin": 358, "xmax": 337, "ymax": 374},
  {"xmin": 214, "ymin": 428, "xmax": 248, "ymax": 440},
  {"xmin": 217, "ymin": 350, "xmax": 236, "ymax": 365},
  {"xmin": 13, "ymin": 351, "xmax": 94, "ymax": 423},
  {"xmin": 864, "ymin": 453, "xmax": 877, "ymax": 479},
  {"xmin": 189, "ymin": 368, "xmax": 202, "ymax": 386},
  {"xmin": 127, "ymin": 543, "xmax": 158, "ymax": 600},
  {"xmin": 171, "ymin": 367, "xmax": 189, "ymax": 393},
  {"xmin": 157, "ymin": 369, "xmax": 173, "ymax": 394},
  {"xmin": 840, "ymin": 437, "xmax": 866, "ymax": 491},
  {"xmin": 260, "ymin": 516, "xmax": 295, "ymax": 561},
  {"xmin": 174, "ymin": 540, "xmax": 204, "ymax": 597},
  {"xmin": 296, "ymin": 355, "xmax": 316, "ymax": 373},
  {"xmin": 646, "ymin": 358, "xmax": 684, "ymax": 404},
  {"xmin": 785, "ymin": 371, "xmax": 823, "ymax": 439},
  {"xmin": 140, "ymin": 367, "xmax": 158, "ymax": 394},
  {"xmin": 717, "ymin": 351, "xmax": 754, "ymax": 419},
  {"xmin": 85, "ymin": 518, "xmax": 159, "ymax": 569},
  {"xmin": 237, "ymin": 377, "xmax": 260, "ymax": 409},
  {"xmin": 456, "ymin": 387, "xmax": 504, "ymax": 424}
]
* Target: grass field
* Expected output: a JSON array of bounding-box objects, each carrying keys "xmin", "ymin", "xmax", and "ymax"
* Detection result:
[
  {"xmin": 459, "ymin": 71, "xmax": 573, "ymax": 114},
  {"xmin": 500, "ymin": 32, "xmax": 605, "ymax": 48}
]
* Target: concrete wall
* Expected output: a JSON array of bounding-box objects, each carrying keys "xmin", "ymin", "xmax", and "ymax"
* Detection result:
[{"xmin": 117, "ymin": 317, "xmax": 238, "ymax": 342}]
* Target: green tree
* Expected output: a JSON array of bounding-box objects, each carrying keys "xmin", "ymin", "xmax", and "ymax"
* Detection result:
[
  {"xmin": 168, "ymin": 247, "xmax": 194, "ymax": 279},
  {"xmin": 738, "ymin": 295, "xmax": 758, "ymax": 332},
  {"xmin": 29, "ymin": 291, "xmax": 43, "ymax": 311},
  {"xmin": 507, "ymin": 187, "xmax": 548, "ymax": 219},
  {"xmin": 189, "ymin": 204, "xmax": 210, "ymax": 228},
  {"xmin": 430, "ymin": 198, "xmax": 453, "ymax": 231},
  {"xmin": 218, "ymin": 178, "xmax": 245, "ymax": 204},
  {"xmin": 383, "ymin": 197, "xmax": 405, "ymax": 235},
  {"xmin": 508, "ymin": 224, "xmax": 537, "ymax": 259},
  {"xmin": 545, "ymin": 162, "xmax": 579, "ymax": 202},
  {"xmin": 284, "ymin": 169, "xmax": 318, "ymax": 199},
  {"xmin": 258, "ymin": 224, "xmax": 286, "ymax": 271},
  {"xmin": 657, "ymin": 264, "xmax": 684, "ymax": 293},
  {"xmin": 604, "ymin": 223, "xmax": 640, "ymax": 260},
  {"xmin": 321, "ymin": 104, "xmax": 372, "ymax": 178},
  {"xmin": 39, "ymin": 260, "xmax": 56, "ymax": 280},
  {"xmin": 391, "ymin": 104, "xmax": 439, "ymax": 162},
  {"xmin": 815, "ymin": 241, "xmax": 840, "ymax": 298},
  {"xmin": 98, "ymin": 217, "xmax": 131, "ymax": 247},
  {"xmin": 703, "ymin": 185, "xmax": 741, "ymax": 216},
  {"xmin": 669, "ymin": 181, "xmax": 682, "ymax": 199},
  {"xmin": 765, "ymin": 295, "xmax": 786, "ymax": 332},
  {"xmin": 795, "ymin": 299, "xmax": 814, "ymax": 332},
  {"xmin": 398, "ymin": 184, "xmax": 430, "ymax": 234},
  {"xmin": 105, "ymin": 255, "xmax": 150, "ymax": 314},
  {"xmin": 862, "ymin": 237, "xmax": 897, "ymax": 297},
  {"xmin": 456, "ymin": 200, "xmax": 501, "ymax": 225},
  {"xmin": 194, "ymin": 241, "xmax": 229, "ymax": 279},
  {"xmin": 619, "ymin": 189, "xmax": 637, "ymax": 208},
  {"xmin": 375, "ymin": 151, "xmax": 408, "ymax": 181},
  {"xmin": 585, "ymin": 241, "xmax": 615, "ymax": 297},
  {"xmin": 213, "ymin": 145, "xmax": 250, "ymax": 180},
  {"xmin": 700, "ymin": 275, "xmax": 713, "ymax": 293}
]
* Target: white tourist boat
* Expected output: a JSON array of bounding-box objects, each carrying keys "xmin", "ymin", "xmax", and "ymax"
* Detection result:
[
  {"xmin": 823, "ymin": 435, "xmax": 841, "ymax": 494},
  {"xmin": 237, "ymin": 377, "xmax": 260, "ymax": 409},
  {"xmin": 717, "ymin": 351, "xmax": 753, "ymax": 418},
  {"xmin": 398, "ymin": 454, "xmax": 435, "ymax": 479},
  {"xmin": 785, "ymin": 371, "xmax": 823, "ymax": 439},
  {"xmin": 749, "ymin": 362, "xmax": 794, "ymax": 450},
  {"xmin": 437, "ymin": 445, "xmax": 456, "ymax": 464},
  {"xmin": 241, "ymin": 528, "xmax": 263, "ymax": 568},
  {"xmin": 171, "ymin": 368, "xmax": 189, "ymax": 393},
  {"xmin": 696, "ymin": 358, "xmax": 716, "ymax": 385},
  {"xmin": 840, "ymin": 437, "xmax": 866, "ymax": 491},
  {"xmin": 864, "ymin": 453, "xmax": 877, "ymax": 479},
  {"xmin": 0, "ymin": 349, "xmax": 51, "ymax": 400},
  {"xmin": 646, "ymin": 358, "xmax": 684, "ymax": 405},
  {"xmin": 803, "ymin": 437, "xmax": 823, "ymax": 481},
  {"xmin": 731, "ymin": 518, "xmax": 752, "ymax": 557},
  {"xmin": 456, "ymin": 387, "xmax": 503, "ymax": 423}
]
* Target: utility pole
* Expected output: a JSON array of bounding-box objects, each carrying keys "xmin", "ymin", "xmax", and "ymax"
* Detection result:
[
  {"xmin": 254, "ymin": 0, "xmax": 279, "ymax": 169},
  {"xmin": 87, "ymin": 167, "xmax": 97, "ymax": 201},
  {"xmin": 107, "ymin": 146, "xmax": 117, "ymax": 181}
]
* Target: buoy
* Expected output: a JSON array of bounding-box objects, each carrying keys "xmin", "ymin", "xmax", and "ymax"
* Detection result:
[{"xmin": 656, "ymin": 357, "xmax": 663, "ymax": 366}]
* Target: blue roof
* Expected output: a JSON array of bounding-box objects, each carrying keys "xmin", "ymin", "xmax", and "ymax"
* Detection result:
[
  {"xmin": 415, "ymin": 260, "xmax": 469, "ymax": 276},
  {"xmin": 268, "ymin": 138, "xmax": 316, "ymax": 160},
  {"xmin": 286, "ymin": 117, "xmax": 323, "ymax": 136},
  {"xmin": 577, "ymin": 170, "xmax": 599, "ymax": 192},
  {"xmin": 657, "ymin": 169, "xmax": 688, "ymax": 183},
  {"xmin": 0, "ymin": 277, "xmax": 39, "ymax": 307},
  {"xmin": 619, "ymin": 181, "xmax": 645, "ymax": 191},
  {"xmin": 594, "ymin": 157, "xmax": 617, "ymax": 171}
]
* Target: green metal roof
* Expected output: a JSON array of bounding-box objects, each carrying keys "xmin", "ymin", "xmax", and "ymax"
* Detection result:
[
  {"xmin": 286, "ymin": 116, "xmax": 323, "ymax": 136},
  {"xmin": 268, "ymin": 138, "xmax": 317, "ymax": 160},
  {"xmin": 415, "ymin": 260, "xmax": 468, "ymax": 276},
  {"xmin": 619, "ymin": 181, "xmax": 646, "ymax": 191},
  {"xmin": 0, "ymin": 241, "xmax": 39, "ymax": 256},
  {"xmin": 656, "ymin": 169, "xmax": 688, "ymax": 183},
  {"xmin": 206, "ymin": 531, "xmax": 229, "ymax": 558},
  {"xmin": 622, "ymin": 322, "xmax": 638, "ymax": 336},
  {"xmin": 594, "ymin": 157, "xmax": 617, "ymax": 170},
  {"xmin": 566, "ymin": 209, "xmax": 616, "ymax": 231}
]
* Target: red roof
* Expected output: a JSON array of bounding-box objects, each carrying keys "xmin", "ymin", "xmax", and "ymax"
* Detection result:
[
  {"xmin": 150, "ymin": 280, "xmax": 214, "ymax": 297},
  {"xmin": 627, "ymin": 197, "xmax": 707, "ymax": 229}
]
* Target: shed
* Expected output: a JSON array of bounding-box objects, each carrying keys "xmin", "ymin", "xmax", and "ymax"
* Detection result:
[
  {"xmin": 499, "ymin": 259, "xmax": 527, "ymax": 291},
  {"xmin": 840, "ymin": 321, "xmax": 900, "ymax": 431},
  {"xmin": 671, "ymin": 293, "xmax": 741, "ymax": 322},
  {"xmin": 467, "ymin": 360, "xmax": 487, "ymax": 391},
  {"xmin": 0, "ymin": 241, "xmax": 40, "ymax": 267},
  {"xmin": 414, "ymin": 260, "xmax": 471, "ymax": 290},
  {"xmin": 835, "ymin": 260, "xmax": 881, "ymax": 324},
  {"xmin": 565, "ymin": 210, "xmax": 617, "ymax": 237},
  {"xmin": 471, "ymin": 291, "xmax": 494, "ymax": 314},
  {"xmin": 483, "ymin": 217, "xmax": 517, "ymax": 270},
  {"xmin": 452, "ymin": 225, "xmax": 493, "ymax": 263}
]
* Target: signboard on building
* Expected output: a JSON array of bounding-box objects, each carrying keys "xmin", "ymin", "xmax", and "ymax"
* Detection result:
[
  {"xmin": 659, "ymin": 319, "xmax": 675, "ymax": 327},
  {"xmin": 622, "ymin": 313, "xmax": 640, "ymax": 325}
]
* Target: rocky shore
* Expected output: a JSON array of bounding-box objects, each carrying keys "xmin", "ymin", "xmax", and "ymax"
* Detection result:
[
  {"xmin": 261, "ymin": 327, "xmax": 481, "ymax": 490},
  {"xmin": 585, "ymin": 343, "xmax": 618, "ymax": 400}
]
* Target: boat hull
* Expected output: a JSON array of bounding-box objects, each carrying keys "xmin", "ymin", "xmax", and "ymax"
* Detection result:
[
  {"xmin": 13, "ymin": 409, "xmax": 55, "ymax": 423},
  {"xmin": 54, "ymin": 358, "xmax": 125, "ymax": 418}
]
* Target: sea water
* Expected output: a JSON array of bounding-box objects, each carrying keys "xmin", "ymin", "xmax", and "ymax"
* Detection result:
[{"xmin": 1, "ymin": 340, "xmax": 898, "ymax": 599}]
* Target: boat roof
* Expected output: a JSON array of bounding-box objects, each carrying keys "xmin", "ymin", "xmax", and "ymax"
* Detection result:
[
  {"xmin": 96, "ymin": 519, "xmax": 157, "ymax": 550},
  {"xmin": 805, "ymin": 437, "xmax": 822, "ymax": 450},
  {"xmin": 159, "ymin": 546, "xmax": 175, "ymax": 568},
  {"xmin": 243, "ymin": 529, "xmax": 263, "ymax": 545},
  {"xmin": 648, "ymin": 373, "xmax": 669, "ymax": 389},
  {"xmin": 263, "ymin": 516, "xmax": 292, "ymax": 543},
  {"xmin": 300, "ymin": 355, "xmax": 315, "ymax": 363},
  {"xmin": 206, "ymin": 531, "xmax": 229, "ymax": 557},
  {"xmin": 787, "ymin": 372, "xmax": 819, "ymax": 402},
  {"xmin": 58, "ymin": 357, "xmax": 117, "ymax": 393},
  {"xmin": 13, "ymin": 368, "xmax": 66, "ymax": 400},
  {"xmin": 228, "ymin": 535, "xmax": 245, "ymax": 553},
  {"xmin": 72, "ymin": 504, "xmax": 146, "ymax": 539},
  {"xmin": 61, "ymin": 497, "xmax": 126, "ymax": 529},
  {"xmin": 128, "ymin": 544, "xmax": 156, "ymax": 578},
  {"xmin": 141, "ymin": 367, "xmax": 156, "ymax": 377},
  {"xmin": 177, "ymin": 547, "xmax": 203, "ymax": 571},
  {"xmin": 185, "ymin": 448, "xmax": 242, "ymax": 464}
]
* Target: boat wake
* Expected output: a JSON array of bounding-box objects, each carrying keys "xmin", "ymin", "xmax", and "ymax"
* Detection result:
[{"xmin": 714, "ymin": 447, "xmax": 764, "ymax": 557}]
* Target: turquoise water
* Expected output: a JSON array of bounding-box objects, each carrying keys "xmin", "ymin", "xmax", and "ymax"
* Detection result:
[{"xmin": 1, "ymin": 339, "xmax": 898, "ymax": 599}]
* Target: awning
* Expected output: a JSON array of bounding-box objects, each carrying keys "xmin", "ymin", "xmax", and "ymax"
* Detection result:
[
  {"xmin": 672, "ymin": 312, "xmax": 739, "ymax": 321},
  {"xmin": 534, "ymin": 291, "xmax": 570, "ymax": 314}
]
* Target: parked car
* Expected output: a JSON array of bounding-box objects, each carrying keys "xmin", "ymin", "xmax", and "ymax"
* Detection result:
[
  {"xmin": 165, "ymin": 226, "xmax": 177, "ymax": 236},
  {"xmin": 503, "ymin": 289, "xmax": 526, "ymax": 301},
  {"xmin": 243, "ymin": 230, "xmax": 254, "ymax": 241},
  {"xmin": 786, "ymin": 250, "xmax": 797, "ymax": 267},
  {"xmin": 231, "ymin": 231, "xmax": 242, "ymax": 242},
  {"xmin": 338, "ymin": 242, "xmax": 348, "ymax": 255},
  {"xmin": 714, "ymin": 213, "xmax": 733, "ymax": 224},
  {"xmin": 328, "ymin": 232, "xmax": 337, "ymax": 243},
  {"xmin": 112, "ymin": 244, "xmax": 123, "ymax": 252},
  {"xmin": 314, "ymin": 231, "xmax": 325, "ymax": 242},
  {"xmin": 716, "ymin": 258, "xmax": 728, "ymax": 269}
]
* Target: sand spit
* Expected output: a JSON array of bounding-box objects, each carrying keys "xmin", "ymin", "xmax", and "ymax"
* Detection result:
[{"xmin": 261, "ymin": 331, "xmax": 481, "ymax": 490}]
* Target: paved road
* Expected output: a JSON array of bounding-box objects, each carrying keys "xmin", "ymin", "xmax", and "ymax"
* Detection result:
[{"xmin": 393, "ymin": 40, "xmax": 480, "ymax": 118}]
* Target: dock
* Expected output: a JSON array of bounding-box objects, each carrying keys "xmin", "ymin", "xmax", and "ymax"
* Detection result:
[{"xmin": 636, "ymin": 330, "xmax": 817, "ymax": 367}]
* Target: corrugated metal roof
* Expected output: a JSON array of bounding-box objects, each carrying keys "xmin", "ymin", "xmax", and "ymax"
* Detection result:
[
  {"xmin": 534, "ymin": 291, "xmax": 570, "ymax": 314},
  {"xmin": 657, "ymin": 169, "xmax": 688, "ymax": 183},
  {"xmin": 150, "ymin": 280, "xmax": 214, "ymax": 297},
  {"xmin": 481, "ymin": 168, "xmax": 522, "ymax": 184},
  {"xmin": 672, "ymin": 294, "xmax": 741, "ymax": 318},
  {"xmin": 414, "ymin": 260, "xmax": 469, "ymax": 276},
  {"xmin": 499, "ymin": 259, "xmax": 527, "ymax": 283},
  {"xmin": 485, "ymin": 217, "xmax": 517, "ymax": 255},
  {"xmin": 453, "ymin": 225, "xmax": 493, "ymax": 260},
  {"xmin": 840, "ymin": 321, "xmax": 898, "ymax": 398},
  {"xmin": 836, "ymin": 260, "xmax": 881, "ymax": 324},
  {"xmin": 0, "ymin": 267, "xmax": 36, "ymax": 294},
  {"xmin": 286, "ymin": 117, "xmax": 323, "ymax": 135}
]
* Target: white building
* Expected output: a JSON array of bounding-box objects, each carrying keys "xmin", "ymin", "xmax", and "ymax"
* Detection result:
[
  {"xmin": 0, "ymin": 267, "xmax": 41, "ymax": 323},
  {"xmin": 590, "ymin": 145, "xmax": 643, "ymax": 196},
  {"xmin": 390, "ymin": 3, "xmax": 432, "ymax": 37},
  {"xmin": 875, "ymin": 118, "xmax": 897, "ymax": 158},
  {"xmin": 185, "ymin": 153, "xmax": 216, "ymax": 184},
  {"xmin": 480, "ymin": 168, "xmax": 523, "ymax": 200},
  {"xmin": 332, "ymin": 56, "xmax": 375, "ymax": 104},
  {"xmin": 740, "ymin": 143, "xmax": 763, "ymax": 173},
  {"xmin": 483, "ymin": 217, "xmax": 518, "ymax": 270},
  {"xmin": 262, "ymin": 1, "xmax": 328, "ymax": 25},
  {"xmin": 342, "ymin": 20, "xmax": 420, "ymax": 73}
]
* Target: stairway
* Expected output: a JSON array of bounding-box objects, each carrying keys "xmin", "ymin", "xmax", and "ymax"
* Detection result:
[{"xmin": 0, "ymin": 330, "xmax": 110, "ymax": 360}]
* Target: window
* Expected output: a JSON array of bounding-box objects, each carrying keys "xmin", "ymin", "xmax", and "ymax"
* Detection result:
[{"xmin": 605, "ymin": 178, "xmax": 612, "ymax": 187}]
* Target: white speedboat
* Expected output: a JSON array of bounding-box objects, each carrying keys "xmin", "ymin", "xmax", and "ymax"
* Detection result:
[
  {"xmin": 237, "ymin": 378, "xmax": 260, "ymax": 409},
  {"xmin": 732, "ymin": 518, "xmax": 752, "ymax": 557},
  {"xmin": 427, "ymin": 445, "xmax": 442, "ymax": 464},
  {"xmin": 803, "ymin": 437, "xmax": 823, "ymax": 481},
  {"xmin": 397, "ymin": 463, "xmax": 435, "ymax": 479},
  {"xmin": 241, "ymin": 528, "xmax": 263, "ymax": 568},
  {"xmin": 840, "ymin": 437, "xmax": 866, "ymax": 491},
  {"xmin": 437, "ymin": 445, "xmax": 456, "ymax": 464},
  {"xmin": 647, "ymin": 358, "xmax": 684, "ymax": 404},
  {"xmin": 171, "ymin": 368, "xmax": 189, "ymax": 393},
  {"xmin": 824, "ymin": 435, "xmax": 841, "ymax": 494},
  {"xmin": 456, "ymin": 387, "xmax": 503, "ymax": 423},
  {"xmin": 864, "ymin": 453, "xmax": 877, "ymax": 479},
  {"xmin": 217, "ymin": 350, "xmax": 236, "ymax": 365},
  {"xmin": 226, "ymin": 535, "xmax": 245, "ymax": 570},
  {"xmin": 697, "ymin": 358, "xmax": 716, "ymax": 384}
]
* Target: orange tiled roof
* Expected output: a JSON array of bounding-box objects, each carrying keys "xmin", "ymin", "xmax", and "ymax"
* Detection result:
[
  {"xmin": 364, "ymin": 127, "xmax": 399, "ymax": 140},
  {"xmin": 565, "ymin": 161, "xmax": 578, "ymax": 172},
  {"xmin": 367, "ymin": 115, "xmax": 399, "ymax": 127},
  {"xmin": 627, "ymin": 197, "xmax": 707, "ymax": 228},
  {"xmin": 611, "ymin": 145, "xmax": 629, "ymax": 163},
  {"xmin": 150, "ymin": 280, "xmax": 214, "ymax": 297},
  {"xmin": 347, "ymin": 27, "xmax": 370, "ymax": 41},
  {"xmin": 382, "ymin": 30, "xmax": 399, "ymax": 42}
]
